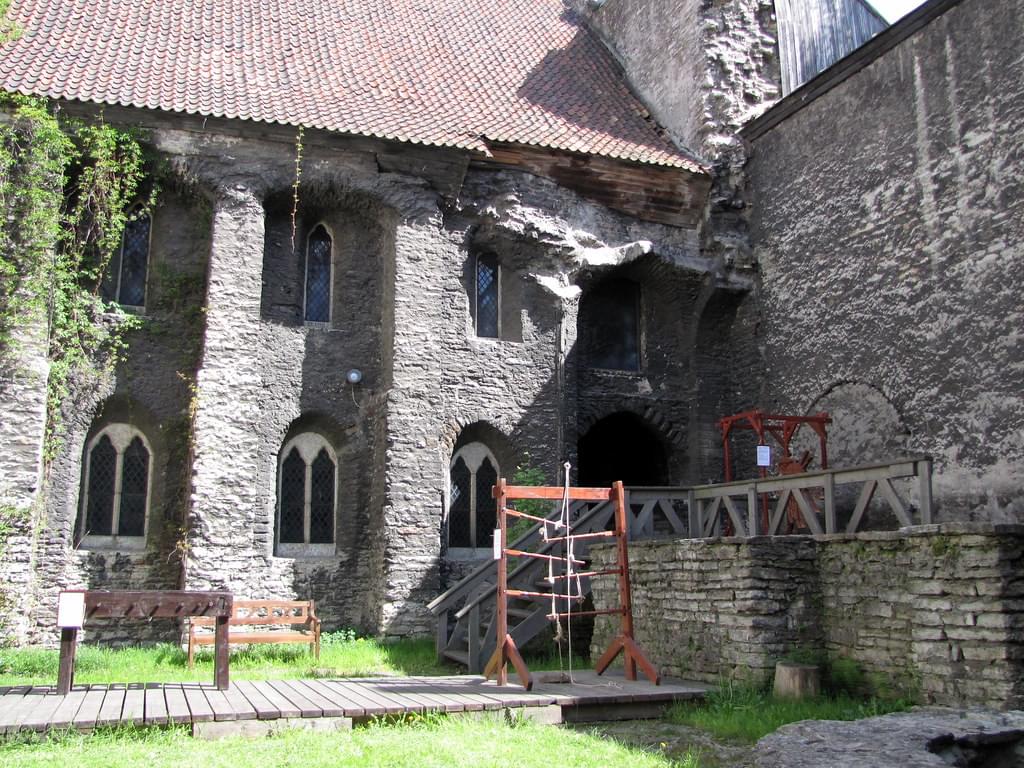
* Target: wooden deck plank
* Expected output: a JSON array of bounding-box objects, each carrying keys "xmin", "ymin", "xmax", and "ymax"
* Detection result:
[
  {"xmin": 13, "ymin": 687, "xmax": 64, "ymax": 732},
  {"xmin": 435, "ymin": 675, "xmax": 556, "ymax": 709},
  {"xmin": 373, "ymin": 678, "xmax": 473, "ymax": 714},
  {"xmin": 278, "ymin": 680, "xmax": 343, "ymax": 718},
  {"xmin": 71, "ymin": 685, "xmax": 107, "ymax": 730},
  {"xmin": 301, "ymin": 679, "xmax": 367, "ymax": 718},
  {"xmin": 219, "ymin": 681, "xmax": 259, "ymax": 721},
  {"xmin": 0, "ymin": 686, "xmax": 31, "ymax": 734},
  {"xmin": 95, "ymin": 684, "xmax": 126, "ymax": 727},
  {"xmin": 343, "ymin": 679, "xmax": 425, "ymax": 715},
  {"xmin": 324, "ymin": 680, "xmax": 397, "ymax": 716},
  {"xmin": 266, "ymin": 680, "xmax": 320, "ymax": 718},
  {"xmin": 200, "ymin": 684, "xmax": 238, "ymax": 722},
  {"xmin": 163, "ymin": 684, "xmax": 192, "ymax": 725},
  {"xmin": 144, "ymin": 684, "xmax": 169, "ymax": 726},
  {"xmin": 233, "ymin": 680, "xmax": 281, "ymax": 721},
  {"xmin": 407, "ymin": 676, "xmax": 501, "ymax": 712},
  {"xmin": 250, "ymin": 680, "xmax": 301, "ymax": 719},
  {"xmin": 48, "ymin": 687, "xmax": 89, "ymax": 730},
  {"xmin": 121, "ymin": 684, "xmax": 146, "ymax": 726},
  {"xmin": 181, "ymin": 683, "xmax": 215, "ymax": 723}
]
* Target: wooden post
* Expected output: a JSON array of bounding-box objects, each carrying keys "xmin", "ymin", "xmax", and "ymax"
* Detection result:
[
  {"xmin": 687, "ymin": 489, "xmax": 699, "ymax": 538},
  {"xmin": 823, "ymin": 473, "xmax": 836, "ymax": 533},
  {"xmin": 494, "ymin": 479, "xmax": 508, "ymax": 686},
  {"xmin": 214, "ymin": 613, "xmax": 230, "ymax": 690},
  {"xmin": 918, "ymin": 458, "xmax": 934, "ymax": 524},
  {"xmin": 747, "ymin": 485, "xmax": 759, "ymax": 536},
  {"xmin": 56, "ymin": 627, "xmax": 78, "ymax": 695},
  {"xmin": 613, "ymin": 481, "xmax": 637, "ymax": 681},
  {"xmin": 468, "ymin": 604, "xmax": 481, "ymax": 674},
  {"xmin": 435, "ymin": 608, "xmax": 449, "ymax": 662}
]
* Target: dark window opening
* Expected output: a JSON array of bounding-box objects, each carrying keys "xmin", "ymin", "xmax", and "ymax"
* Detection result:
[
  {"xmin": 310, "ymin": 448, "xmax": 335, "ymax": 544},
  {"xmin": 85, "ymin": 435, "xmax": 117, "ymax": 535},
  {"xmin": 474, "ymin": 457, "xmax": 498, "ymax": 548},
  {"xmin": 448, "ymin": 457, "xmax": 472, "ymax": 548},
  {"xmin": 475, "ymin": 253, "xmax": 499, "ymax": 338},
  {"xmin": 579, "ymin": 279, "xmax": 641, "ymax": 371},
  {"xmin": 305, "ymin": 224, "xmax": 332, "ymax": 322},
  {"xmin": 578, "ymin": 412, "xmax": 669, "ymax": 488},
  {"xmin": 279, "ymin": 448, "xmax": 306, "ymax": 544},
  {"xmin": 118, "ymin": 437, "xmax": 149, "ymax": 536},
  {"xmin": 102, "ymin": 212, "xmax": 150, "ymax": 307}
]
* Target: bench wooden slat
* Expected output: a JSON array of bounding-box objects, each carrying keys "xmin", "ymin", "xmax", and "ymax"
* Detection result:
[
  {"xmin": 188, "ymin": 598, "xmax": 320, "ymax": 668},
  {"xmin": 191, "ymin": 632, "xmax": 316, "ymax": 646}
]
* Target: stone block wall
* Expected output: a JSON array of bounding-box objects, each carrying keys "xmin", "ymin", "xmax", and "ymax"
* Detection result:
[
  {"xmin": 746, "ymin": 0, "xmax": 1024, "ymax": 521},
  {"xmin": 591, "ymin": 525, "xmax": 1024, "ymax": 709}
]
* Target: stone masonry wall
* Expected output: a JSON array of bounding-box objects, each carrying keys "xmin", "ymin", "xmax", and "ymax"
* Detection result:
[
  {"xmin": 747, "ymin": 0, "xmax": 1024, "ymax": 520},
  {"xmin": 591, "ymin": 525, "xmax": 1024, "ymax": 708}
]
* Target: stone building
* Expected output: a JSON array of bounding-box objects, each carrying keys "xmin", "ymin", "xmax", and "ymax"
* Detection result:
[{"xmin": 0, "ymin": 0, "xmax": 1020, "ymax": 645}]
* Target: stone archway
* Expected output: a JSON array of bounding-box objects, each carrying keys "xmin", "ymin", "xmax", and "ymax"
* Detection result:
[{"xmin": 577, "ymin": 411, "xmax": 669, "ymax": 487}]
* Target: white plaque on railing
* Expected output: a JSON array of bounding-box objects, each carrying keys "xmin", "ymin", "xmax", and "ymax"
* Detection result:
[
  {"xmin": 756, "ymin": 444, "xmax": 772, "ymax": 467},
  {"xmin": 57, "ymin": 591, "xmax": 85, "ymax": 629},
  {"xmin": 493, "ymin": 530, "xmax": 502, "ymax": 560}
]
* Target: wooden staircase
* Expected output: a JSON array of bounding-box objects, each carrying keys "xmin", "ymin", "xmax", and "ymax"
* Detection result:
[{"xmin": 428, "ymin": 498, "xmax": 618, "ymax": 673}]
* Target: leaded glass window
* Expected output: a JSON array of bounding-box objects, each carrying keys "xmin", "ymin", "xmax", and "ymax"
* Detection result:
[
  {"xmin": 305, "ymin": 224, "xmax": 332, "ymax": 323},
  {"xmin": 475, "ymin": 253, "xmax": 499, "ymax": 338},
  {"xmin": 447, "ymin": 443, "xmax": 500, "ymax": 551},
  {"xmin": 78, "ymin": 425, "xmax": 151, "ymax": 543},
  {"xmin": 102, "ymin": 211, "xmax": 150, "ymax": 307},
  {"xmin": 277, "ymin": 433, "xmax": 337, "ymax": 552},
  {"xmin": 579, "ymin": 278, "xmax": 641, "ymax": 371}
]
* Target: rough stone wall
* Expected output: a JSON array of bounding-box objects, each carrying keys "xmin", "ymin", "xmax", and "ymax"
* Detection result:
[
  {"xmin": 747, "ymin": 0, "xmax": 1024, "ymax": 521},
  {"xmin": 25, "ymin": 189, "xmax": 211, "ymax": 643},
  {"xmin": 581, "ymin": 0, "xmax": 780, "ymax": 267},
  {"xmin": 592, "ymin": 525, "xmax": 1024, "ymax": 708}
]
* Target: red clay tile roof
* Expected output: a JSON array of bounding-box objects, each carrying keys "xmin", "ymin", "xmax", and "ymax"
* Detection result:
[{"xmin": 0, "ymin": 0, "xmax": 703, "ymax": 171}]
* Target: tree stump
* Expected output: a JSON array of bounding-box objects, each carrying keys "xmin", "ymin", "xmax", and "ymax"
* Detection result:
[{"xmin": 773, "ymin": 662, "xmax": 821, "ymax": 699}]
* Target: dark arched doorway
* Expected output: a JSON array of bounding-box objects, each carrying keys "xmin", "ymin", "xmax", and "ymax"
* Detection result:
[{"xmin": 577, "ymin": 412, "xmax": 669, "ymax": 487}]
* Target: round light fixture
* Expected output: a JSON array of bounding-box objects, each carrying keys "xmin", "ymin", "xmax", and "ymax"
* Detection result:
[{"xmin": 346, "ymin": 369, "xmax": 363, "ymax": 385}]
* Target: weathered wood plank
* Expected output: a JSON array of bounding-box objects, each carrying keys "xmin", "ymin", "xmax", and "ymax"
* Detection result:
[
  {"xmin": 12, "ymin": 687, "xmax": 63, "ymax": 732},
  {"xmin": 0, "ymin": 685, "xmax": 31, "ymax": 733},
  {"xmin": 267, "ymin": 680, "xmax": 321, "ymax": 718},
  {"xmin": 71, "ymin": 685, "xmax": 107, "ymax": 730},
  {"xmin": 281, "ymin": 680, "xmax": 344, "ymax": 718},
  {"xmin": 792, "ymin": 489, "xmax": 824, "ymax": 535},
  {"xmin": 233, "ymin": 680, "xmax": 281, "ymax": 721},
  {"xmin": 219, "ymin": 681, "xmax": 259, "ymax": 721},
  {"xmin": 302, "ymin": 680, "xmax": 367, "ymax": 718},
  {"xmin": 200, "ymin": 684, "xmax": 238, "ymax": 722},
  {"xmin": 143, "ymin": 684, "xmax": 169, "ymax": 726},
  {"xmin": 248, "ymin": 680, "xmax": 300, "ymax": 719},
  {"xmin": 879, "ymin": 478, "xmax": 913, "ymax": 527},
  {"xmin": 181, "ymin": 683, "xmax": 215, "ymax": 723},
  {"xmin": 95, "ymin": 683, "xmax": 126, "ymax": 727},
  {"xmin": 47, "ymin": 687, "xmax": 88, "ymax": 731},
  {"xmin": 324, "ymin": 680, "xmax": 392, "ymax": 716},
  {"xmin": 121, "ymin": 684, "xmax": 146, "ymax": 726},
  {"xmin": 163, "ymin": 684, "xmax": 192, "ymax": 724}
]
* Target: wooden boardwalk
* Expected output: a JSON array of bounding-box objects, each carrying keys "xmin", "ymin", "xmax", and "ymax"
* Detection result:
[{"xmin": 0, "ymin": 672, "xmax": 709, "ymax": 736}]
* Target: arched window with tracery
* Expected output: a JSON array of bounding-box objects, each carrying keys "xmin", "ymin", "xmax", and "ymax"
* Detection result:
[
  {"xmin": 77, "ymin": 424, "xmax": 152, "ymax": 546},
  {"xmin": 304, "ymin": 224, "xmax": 332, "ymax": 323},
  {"xmin": 102, "ymin": 208, "xmax": 151, "ymax": 308},
  {"xmin": 448, "ymin": 443, "xmax": 499, "ymax": 551},
  {"xmin": 277, "ymin": 433, "xmax": 337, "ymax": 555}
]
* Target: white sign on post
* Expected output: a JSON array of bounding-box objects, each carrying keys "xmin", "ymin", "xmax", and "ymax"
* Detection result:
[
  {"xmin": 57, "ymin": 591, "xmax": 85, "ymax": 629},
  {"xmin": 756, "ymin": 444, "xmax": 772, "ymax": 468},
  {"xmin": 493, "ymin": 529, "xmax": 502, "ymax": 561}
]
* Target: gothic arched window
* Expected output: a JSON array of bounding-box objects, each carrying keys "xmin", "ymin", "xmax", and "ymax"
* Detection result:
[
  {"xmin": 579, "ymin": 278, "xmax": 641, "ymax": 371},
  {"xmin": 77, "ymin": 424, "xmax": 152, "ymax": 545},
  {"xmin": 304, "ymin": 224, "xmax": 332, "ymax": 323},
  {"xmin": 448, "ymin": 443, "xmax": 499, "ymax": 550},
  {"xmin": 277, "ymin": 433, "xmax": 337, "ymax": 554},
  {"xmin": 102, "ymin": 209, "xmax": 151, "ymax": 308}
]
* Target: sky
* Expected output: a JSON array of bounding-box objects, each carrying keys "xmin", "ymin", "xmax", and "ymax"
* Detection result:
[{"xmin": 869, "ymin": 0, "xmax": 927, "ymax": 22}]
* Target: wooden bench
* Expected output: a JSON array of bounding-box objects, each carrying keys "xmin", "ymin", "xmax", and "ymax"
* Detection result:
[{"xmin": 187, "ymin": 599, "xmax": 321, "ymax": 667}]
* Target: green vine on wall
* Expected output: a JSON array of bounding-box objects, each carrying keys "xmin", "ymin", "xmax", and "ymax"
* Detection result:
[{"xmin": 0, "ymin": 95, "xmax": 155, "ymax": 457}]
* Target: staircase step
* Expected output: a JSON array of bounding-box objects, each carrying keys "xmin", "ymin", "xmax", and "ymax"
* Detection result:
[{"xmin": 442, "ymin": 649, "xmax": 470, "ymax": 666}]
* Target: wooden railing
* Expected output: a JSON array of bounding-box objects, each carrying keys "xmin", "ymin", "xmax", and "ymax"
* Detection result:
[{"xmin": 429, "ymin": 456, "xmax": 934, "ymax": 668}]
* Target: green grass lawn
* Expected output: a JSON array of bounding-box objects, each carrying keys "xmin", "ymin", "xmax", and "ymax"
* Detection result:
[
  {"xmin": 0, "ymin": 717, "xmax": 679, "ymax": 768},
  {"xmin": 0, "ymin": 633, "xmax": 449, "ymax": 686},
  {"xmin": 666, "ymin": 679, "xmax": 910, "ymax": 744}
]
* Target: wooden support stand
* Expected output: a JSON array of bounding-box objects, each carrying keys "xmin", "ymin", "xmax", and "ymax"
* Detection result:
[
  {"xmin": 56, "ymin": 590, "xmax": 233, "ymax": 694},
  {"xmin": 486, "ymin": 478, "xmax": 659, "ymax": 690}
]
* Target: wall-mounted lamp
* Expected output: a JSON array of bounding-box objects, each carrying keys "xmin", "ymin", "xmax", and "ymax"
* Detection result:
[{"xmin": 346, "ymin": 369, "xmax": 363, "ymax": 385}]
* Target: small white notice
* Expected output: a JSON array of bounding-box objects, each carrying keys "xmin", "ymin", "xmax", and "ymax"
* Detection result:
[
  {"xmin": 756, "ymin": 444, "xmax": 772, "ymax": 467},
  {"xmin": 57, "ymin": 591, "xmax": 85, "ymax": 629},
  {"xmin": 493, "ymin": 530, "xmax": 502, "ymax": 560}
]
